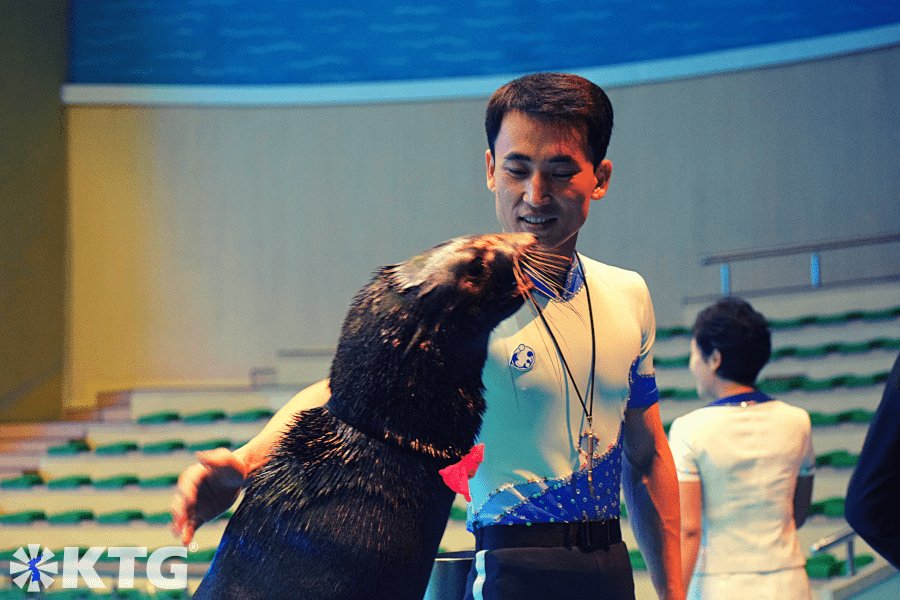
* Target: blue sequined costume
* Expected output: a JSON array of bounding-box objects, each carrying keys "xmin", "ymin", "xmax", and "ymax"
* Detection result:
[{"xmin": 468, "ymin": 253, "xmax": 659, "ymax": 530}]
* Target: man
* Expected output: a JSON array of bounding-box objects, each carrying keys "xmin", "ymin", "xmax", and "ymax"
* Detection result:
[
  {"xmin": 172, "ymin": 73, "xmax": 682, "ymax": 599},
  {"xmin": 669, "ymin": 297, "xmax": 814, "ymax": 599},
  {"xmin": 845, "ymin": 352, "xmax": 900, "ymax": 568}
]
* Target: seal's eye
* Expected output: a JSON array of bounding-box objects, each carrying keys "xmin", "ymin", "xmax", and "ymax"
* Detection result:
[{"xmin": 465, "ymin": 257, "xmax": 485, "ymax": 278}]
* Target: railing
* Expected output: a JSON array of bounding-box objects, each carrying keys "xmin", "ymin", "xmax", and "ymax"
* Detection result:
[
  {"xmin": 700, "ymin": 232, "xmax": 900, "ymax": 296},
  {"xmin": 810, "ymin": 526, "xmax": 860, "ymax": 576}
]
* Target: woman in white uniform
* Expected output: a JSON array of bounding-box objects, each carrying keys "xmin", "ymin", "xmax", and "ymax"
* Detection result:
[{"xmin": 668, "ymin": 297, "xmax": 814, "ymax": 599}]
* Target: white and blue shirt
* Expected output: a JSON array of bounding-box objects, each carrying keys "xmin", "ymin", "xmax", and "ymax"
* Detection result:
[{"xmin": 468, "ymin": 254, "xmax": 659, "ymax": 530}]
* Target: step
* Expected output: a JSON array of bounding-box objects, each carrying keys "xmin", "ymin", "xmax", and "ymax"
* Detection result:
[
  {"xmin": 0, "ymin": 488, "xmax": 181, "ymax": 516},
  {"xmin": 39, "ymin": 453, "xmax": 198, "ymax": 481},
  {"xmin": 679, "ymin": 282, "xmax": 900, "ymax": 325},
  {"xmin": 0, "ymin": 453, "xmax": 42, "ymax": 474},
  {"xmin": 0, "ymin": 422, "xmax": 88, "ymax": 442},
  {"xmin": 85, "ymin": 421, "xmax": 266, "ymax": 448},
  {"xmin": 128, "ymin": 386, "xmax": 297, "ymax": 421},
  {"xmin": 100, "ymin": 405, "xmax": 133, "ymax": 423},
  {"xmin": 0, "ymin": 520, "xmax": 228, "ymax": 554}
]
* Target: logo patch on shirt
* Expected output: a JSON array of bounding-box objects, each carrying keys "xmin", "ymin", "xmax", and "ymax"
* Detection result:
[{"xmin": 509, "ymin": 343, "xmax": 535, "ymax": 372}]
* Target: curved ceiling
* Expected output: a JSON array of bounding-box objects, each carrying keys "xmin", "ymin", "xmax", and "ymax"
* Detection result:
[{"xmin": 65, "ymin": 1, "xmax": 900, "ymax": 104}]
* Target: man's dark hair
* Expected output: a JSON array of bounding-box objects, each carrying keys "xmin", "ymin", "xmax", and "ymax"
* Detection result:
[
  {"xmin": 485, "ymin": 72, "xmax": 614, "ymax": 167},
  {"xmin": 692, "ymin": 297, "xmax": 772, "ymax": 386}
]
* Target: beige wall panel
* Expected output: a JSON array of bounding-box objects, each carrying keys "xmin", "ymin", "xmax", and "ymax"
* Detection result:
[{"xmin": 66, "ymin": 46, "xmax": 899, "ymax": 408}]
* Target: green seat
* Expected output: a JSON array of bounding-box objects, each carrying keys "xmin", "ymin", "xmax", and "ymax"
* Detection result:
[
  {"xmin": 815, "ymin": 453, "xmax": 831, "ymax": 467},
  {"xmin": 758, "ymin": 375, "xmax": 805, "ymax": 394},
  {"xmin": 47, "ymin": 509, "xmax": 95, "ymax": 524},
  {"xmin": 230, "ymin": 408, "xmax": 275, "ymax": 422},
  {"xmin": 182, "ymin": 410, "xmax": 227, "ymax": 424},
  {"xmin": 628, "ymin": 549, "xmax": 647, "ymax": 571},
  {"xmin": 0, "ymin": 473, "xmax": 43, "ymax": 489},
  {"xmin": 821, "ymin": 497, "xmax": 845, "ymax": 518},
  {"xmin": 654, "ymin": 355, "xmax": 689, "ymax": 368},
  {"xmin": 136, "ymin": 410, "xmax": 180, "ymax": 425},
  {"xmin": 768, "ymin": 315, "xmax": 816, "ymax": 330},
  {"xmin": 154, "ymin": 591, "xmax": 191, "ymax": 600},
  {"xmin": 144, "ymin": 511, "xmax": 173, "ymax": 525},
  {"xmin": 860, "ymin": 307, "xmax": 899, "ymax": 321},
  {"xmin": 656, "ymin": 326, "xmax": 690, "ymax": 340},
  {"xmin": 838, "ymin": 340, "xmax": 872, "ymax": 354},
  {"xmin": 817, "ymin": 450, "xmax": 858, "ymax": 468},
  {"xmin": 839, "ymin": 409, "xmax": 875, "ymax": 424},
  {"xmin": 814, "ymin": 312, "xmax": 853, "ymax": 325},
  {"xmin": 0, "ymin": 510, "xmax": 45, "ymax": 524},
  {"xmin": 879, "ymin": 337, "xmax": 900, "ymax": 350},
  {"xmin": 138, "ymin": 473, "xmax": 180, "ymax": 488},
  {"xmin": 47, "ymin": 440, "xmax": 90, "ymax": 456},
  {"xmin": 449, "ymin": 505, "xmax": 467, "ymax": 521},
  {"xmin": 187, "ymin": 438, "xmax": 232, "ymax": 452},
  {"xmin": 142, "ymin": 439, "xmax": 187, "ymax": 454},
  {"xmin": 793, "ymin": 345, "xmax": 828, "ymax": 359},
  {"xmin": 800, "ymin": 377, "xmax": 835, "ymax": 392},
  {"xmin": 659, "ymin": 387, "xmax": 696, "ymax": 400},
  {"xmin": 96, "ymin": 509, "xmax": 144, "ymax": 524},
  {"xmin": 0, "ymin": 548, "xmax": 20, "ymax": 560},
  {"xmin": 808, "ymin": 500, "xmax": 826, "ymax": 516},
  {"xmin": 844, "ymin": 372, "xmax": 889, "ymax": 388},
  {"xmin": 838, "ymin": 553, "xmax": 875, "ymax": 575},
  {"xmin": 806, "ymin": 553, "xmax": 840, "ymax": 579},
  {"xmin": 93, "ymin": 474, "xmax": 139, "ymax": 489},
  {"xmin": 770, "ymin": 347, "xmax": 795, "ymax": 360},
  {"xmin": 94, "ymin": 441, "xmax": 139, "ymax": 456},
  {"xmin": 837, "ymin": 310, "xmax": 866, "ymax": 323},
  {"xmin": 47, "ymin": 474, "xmax": 92, "ymax": 489},
  {"xmin": 808, "ymin": 412, "xmax": 841, "ymax": 427},
  {"xmin": 185, "ymin": 547, "xmax": 217, "ymax": 563}
]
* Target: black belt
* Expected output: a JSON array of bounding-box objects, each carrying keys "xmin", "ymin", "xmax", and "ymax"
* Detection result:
[{"xmin": 475, "ymin": 518, "xmax": 622, "ymax": 553}]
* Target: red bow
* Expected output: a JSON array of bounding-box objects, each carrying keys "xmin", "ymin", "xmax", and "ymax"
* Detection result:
[{"xmin": 439, "ymin": 443, "xmax": 484, "ymax": 502}]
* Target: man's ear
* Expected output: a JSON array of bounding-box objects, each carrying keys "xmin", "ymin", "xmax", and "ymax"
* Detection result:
[
  {"xmin": 485, "ymin": 149, "xmax": 496, "ymax": 192},
  {"xmin": 591, "ymin": 159, "xmax": 612, "ymax": 200},
  {"xmin": 709, "ymin": 348, "xmax": 723, "ymax": 373}
]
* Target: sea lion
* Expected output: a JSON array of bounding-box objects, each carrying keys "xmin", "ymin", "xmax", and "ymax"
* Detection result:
[{"xmin": 193, "ymin": 233, "xmax": 565, "ymax": 600}]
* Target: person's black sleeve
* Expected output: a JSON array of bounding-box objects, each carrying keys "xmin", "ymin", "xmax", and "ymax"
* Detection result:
[{"xmin": 845, "ymin": 352, "xmax": 900, "ymax": 569}]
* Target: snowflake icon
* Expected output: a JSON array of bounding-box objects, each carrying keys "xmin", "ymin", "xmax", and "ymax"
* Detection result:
[{"xmin": 9, "ymin": 545, "xmax": 57, "ymax": 592}]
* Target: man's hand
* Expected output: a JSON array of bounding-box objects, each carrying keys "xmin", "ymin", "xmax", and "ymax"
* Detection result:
[{"xmin": 170, "ymin": 448, "xmax": 249, "ymax": 546}]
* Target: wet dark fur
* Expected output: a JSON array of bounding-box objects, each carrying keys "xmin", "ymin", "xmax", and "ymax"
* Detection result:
[{"xmin": 194, "ymin": 233, "xmax": 541, "ymax": 600}]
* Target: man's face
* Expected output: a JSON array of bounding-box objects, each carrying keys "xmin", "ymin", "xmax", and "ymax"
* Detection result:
[{"xmin": 486, "ymin": 110, "xmax": 611, "ymax": 258}]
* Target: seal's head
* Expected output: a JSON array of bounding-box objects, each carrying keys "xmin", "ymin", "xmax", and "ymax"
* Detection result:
[
  {"xmin": 385, "ymin": 232, "xmax": 544, "ymax": 330},
  {"xmin": 328, "ymin": 232, "xmax": 568, "ymax": 456}
]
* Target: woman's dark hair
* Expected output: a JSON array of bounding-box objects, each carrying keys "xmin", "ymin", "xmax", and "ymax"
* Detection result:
[
  {"xmin": 485, "ymin": 72, "xmax": 614, "ymax": 167},
  {"xmin": 692, "ymin": 297, "xmax": 772, "ymax": 386}
]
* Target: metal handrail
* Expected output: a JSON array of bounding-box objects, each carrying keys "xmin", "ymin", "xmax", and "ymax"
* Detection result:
[
  {"xmin": 810, "ymin": 526, "xmax": 859, "ymax": 576},
  {"xmin": 699, "ymin": 232, "xmax": 900, "ymax": 295},
  {"xmin": 700, "ymin": 233, "xmax": 900, "ymax": 265}
]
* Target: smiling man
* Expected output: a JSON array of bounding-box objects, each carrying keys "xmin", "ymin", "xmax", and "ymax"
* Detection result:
[
  {"xmin": 463, "ymin": 73, "xmax": 682, "ymax": 600},
  {"xmin": 172, "ymin": 73, "xmax": 682, "ymax": 600}
]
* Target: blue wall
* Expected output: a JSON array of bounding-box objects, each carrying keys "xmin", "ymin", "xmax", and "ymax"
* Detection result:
[{"xmin": 69, "ymin": 1, "xmax": 900, "ymax": 86}]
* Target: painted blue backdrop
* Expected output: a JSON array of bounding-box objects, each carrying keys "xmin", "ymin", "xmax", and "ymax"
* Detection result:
[{"xmin": 68, "ymin": 1, "xmax": 900, "ymax": 86}]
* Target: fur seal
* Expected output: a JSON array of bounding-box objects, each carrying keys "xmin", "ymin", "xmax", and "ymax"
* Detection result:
[{"xmin": 193, "ymin": 233, "xmax": 564, "ymax": 600}]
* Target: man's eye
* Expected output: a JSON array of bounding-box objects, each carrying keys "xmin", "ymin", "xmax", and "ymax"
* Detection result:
[
  {"xmin": 552, "ymin": 171, "xmax": 577, "ymax": 180},
  {"xmin": 505, "ymin": 167, "xmax": 527, "ymax": 178}
]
